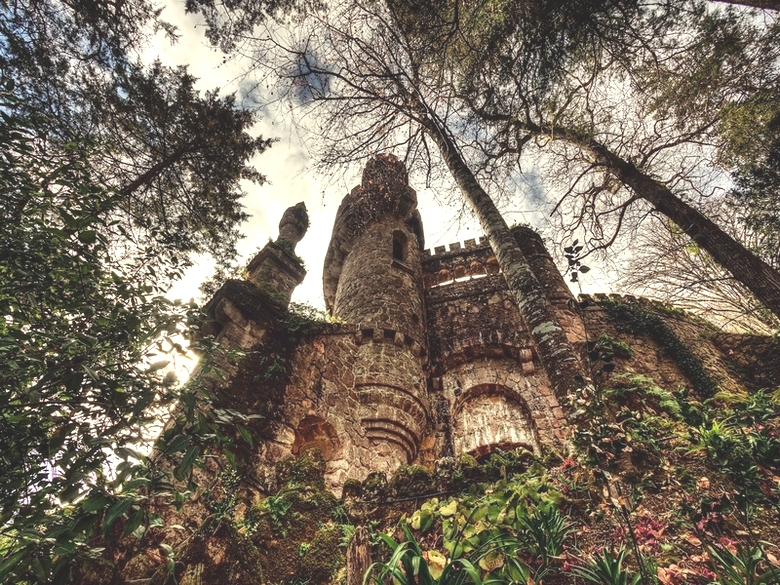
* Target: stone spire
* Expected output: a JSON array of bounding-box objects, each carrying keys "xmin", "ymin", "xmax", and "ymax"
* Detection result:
[{"xmin": 246, "ymin": 202, "xmax": 309, "ymax": 306}]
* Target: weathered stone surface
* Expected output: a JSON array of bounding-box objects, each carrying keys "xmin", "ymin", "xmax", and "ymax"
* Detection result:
[
  {"xmin": 113, "ymin": 156, "xmax": 778, "ymax": 585},
  {"xmin": 202, "ymin": 156, "xmax": 777, "ymax": 495}
]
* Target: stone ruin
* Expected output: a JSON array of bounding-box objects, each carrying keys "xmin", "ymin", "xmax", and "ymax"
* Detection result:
[
  {"xmin": 200, "ymin": 153, "xmax": 779, "ymax": 493},
  {"xmin": 100, "ymin": 153, "xmax": 779, "ymax": 585}
]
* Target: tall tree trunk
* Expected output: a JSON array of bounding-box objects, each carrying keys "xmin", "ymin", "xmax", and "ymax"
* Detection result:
[
  {"xmin": 119, "ymin": 146, "xmax": 189, "ymax": 197},
  {"xmin": 586, "ymin": 142, "xmax": 780, "ymax": 321},
  {"xmin": 420, "ymin": 115, "xmax": 588, "ymax": 407},
  {"xmin": 519, "ymin": 117, "xmax": 780, "ymax": 322},
  {"xmin": 712, "ymin": 0, "xmax": 780, "ymax": 10}
]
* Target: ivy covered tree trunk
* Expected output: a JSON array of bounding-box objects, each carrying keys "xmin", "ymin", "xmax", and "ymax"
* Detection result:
[{"xmin": 420, "ymin": 114, "xmax": 588, "ymax": 406}]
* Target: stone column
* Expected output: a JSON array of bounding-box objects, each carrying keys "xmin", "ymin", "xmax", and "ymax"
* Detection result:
[{"xmin": 246, "ymin": 202, "xmax": 309, "ymax": 307}]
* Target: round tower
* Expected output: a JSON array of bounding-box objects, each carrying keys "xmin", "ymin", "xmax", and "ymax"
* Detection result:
[{"xmin": 322, "ymin": 154, "xmax": 428, "ymax": 474}]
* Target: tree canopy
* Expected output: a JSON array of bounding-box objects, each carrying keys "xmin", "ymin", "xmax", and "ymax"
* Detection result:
[
  {"xmin": 245, "ymin": 0, "xmax": 780, "ymax": 329},
  {"xmin": 0, "ymin": 0, "xmax": 287, "ymax": 581}
]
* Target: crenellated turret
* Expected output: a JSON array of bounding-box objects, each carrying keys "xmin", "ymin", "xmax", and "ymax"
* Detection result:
[
  {"xmin": 322, "ymin": 154, "xmax": 429, "ymax": 472},
  {"xmin": 323, "ymin": 154, "xmax": 426, "ymax": 340}
]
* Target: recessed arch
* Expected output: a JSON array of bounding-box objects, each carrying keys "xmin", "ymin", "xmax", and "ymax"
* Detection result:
[
  {"xmin": 453, "ymin": 384, "xmax": 540, "ymax": 456},
  {"xmin": 291, "ymin": 416, "xmax": 342, "ymax": 460}
]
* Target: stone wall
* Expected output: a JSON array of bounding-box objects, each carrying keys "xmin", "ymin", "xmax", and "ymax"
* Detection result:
[
  {"xmin": 246, "ymin": 324, "xmax": 429, "ymax": 491},
  {"xmin": 333, "ymin": 216, "xmax": 427, "ymax": 342},
  {"xmin": 205, "ymin": 161, "xmax": 779, "ymax": 496}
]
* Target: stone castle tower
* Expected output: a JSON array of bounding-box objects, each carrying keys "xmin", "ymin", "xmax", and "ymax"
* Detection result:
[
  {"xmin": 105, "ymin": 154, "xmax": 779, "ymax": 585},
  {"xmin": 198, "ymin": 153, "xmax": 777, "ymax": 494}
]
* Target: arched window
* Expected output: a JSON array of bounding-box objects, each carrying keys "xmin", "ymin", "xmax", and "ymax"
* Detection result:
[{"xmin": 392, "ymin": 230, "xmax": 408, "ymax": 262}]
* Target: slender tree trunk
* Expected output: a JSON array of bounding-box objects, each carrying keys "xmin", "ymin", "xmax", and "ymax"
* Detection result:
[
  {"xmin": 420, "ymin": 114, "xmax": 588, "ymax": 407},
  {"xmin": 587, "ymin": 142, "xmax": 780, "ymax": 321},
  {"xmin": 346, "ymin": 526, "xmax": 372, "ymax": 585},
  {"xmin": 119, "ymin": 147, "xmax": 189, "ymax": 197},
  {"xmin": 712, "ymin": 0, "xmax": 780, "ymax": 10},
  {"xmin": 518, "ymin": 117, "xmax": 780, "ymax": 322}
]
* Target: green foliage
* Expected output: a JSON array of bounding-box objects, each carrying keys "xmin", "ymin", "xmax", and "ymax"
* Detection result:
[
  {"xmin": 574, "ymin": 371, "xmax": 689, "ymax": 476},
  {"xmin": 603, "ymin": 300, "xmax": 718, "ymax": 398},
  {"xmin": 730, "ymin": 136, "xmax": 780, "ymax": 274},
  {"xmin": 597, "ymin": 335, "xmax": 633, "ymax": 360},
  {"xmin": 570, "ymin": 546, "xmax": 641, "ymax": 585},
  {"xmin": 184, "ymin": 0, "xmax": 318, "ymax": 52},
  {"xmin": 373, "ymin": 466, "xmax": 568, "ymax": 584},
  {"xmin": 691, "ymin": 392, "xmax": 780, "ymax": 511},
  {"xmin": 0, "ymin": 88, "xmax": 252, "ymax": 583},
  {"xmin": 264, "ymin": 493, "xmax": 296, "ymax": 537},
  {"xmin": 365, "ymin": 523, "xmax": 484, "ymax": 585},
  {"xmin": 519, "ymin": 505, "xmax": 572, "ymax": 570},
  {"xmin": 2, "ymin": 0, "xmax": 273, "ymax": 268},
  {"xmin": 97, "ymin": 61, "xmax": 273, "ymax": 265},
  {"xmin": 587, "ymin": 334, "xmax": 632, "ymax": 379},
  {"xmin": 605, "ymin": 374, "xmax": 683, "ymax": 420},
  {"xmin": 707, "ymin": 544, "xmax": 780, "ymax": 585}
]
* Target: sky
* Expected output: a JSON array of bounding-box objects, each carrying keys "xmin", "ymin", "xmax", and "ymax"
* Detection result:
[
  {"xmin": 147, "ymin": 2, "xmax": 583, "ymax": 310},
  {"xmin": 145, "ymin": 3, "xmax": 483, "ymax": 309}
]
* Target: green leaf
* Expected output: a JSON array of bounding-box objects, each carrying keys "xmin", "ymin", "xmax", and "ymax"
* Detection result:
[
  {"xmin": 123, "ymin": 509, "xmax": 145, "ymax": 537},
  {"xmin": 439, "ymin": 499, "xmax": 458, "ymax": 517},
  {"xmin": 174, "ymin": 446, "xmax": 200, "ymax": 481},
  {"xmin": 237, "ymin": 424, "xmax": 253, "ymax": 447},
  {"xmin": 224, "ymin": 449, "xmax": 237, "ymax": 468},
  {"xmin": 81, "ymin": 494, "xmax": 111, "ymax": 512},
  {"xmin": 103, "ymin": 498, "xmax": 135, "ymax": 535},
  {"xmin": 161, "ymin": 434, "xmax": 190, "ymax": 454},
  {"xmin": 77, "ymin": 230, "xmax": 97, "ymax": 244},
  {"xmin": 31, "ymin": 557, "xmax": 47, "ymax": 583}
]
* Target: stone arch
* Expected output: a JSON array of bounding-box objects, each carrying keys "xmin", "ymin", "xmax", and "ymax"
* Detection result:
[
  {"xmin": 291, "ymin": 416, "xmax": 342, "ymax": 460},
  {"xmin": 453, "ymin": 384, "xmax": 540, "ymax": 457}
]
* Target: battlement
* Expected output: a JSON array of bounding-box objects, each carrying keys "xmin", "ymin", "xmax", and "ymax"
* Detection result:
[
  {"xmin": 422, "ymin": 239, "xmax": 499, "ymax": 289},
  {"xmin": 577, "ymin": 292, "xmax": 695, "ymax": 314},
  {"xmin": 422, "ymin": 236, "xmax": 491, "ymax": 258}
]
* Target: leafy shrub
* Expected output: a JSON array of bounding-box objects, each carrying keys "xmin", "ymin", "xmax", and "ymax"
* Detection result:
[
  {"xmin": 569, "ymin": 546, "xmax": 641, "ymax": 585},
  {"xmin": 707, "ymin": 544, "xmax": 780, "ymax": 585}
]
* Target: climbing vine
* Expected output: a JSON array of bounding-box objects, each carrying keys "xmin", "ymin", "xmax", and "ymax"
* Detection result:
[{"xmin": 602, "ymin": 299, "xmax": 719, "ymax": 398}]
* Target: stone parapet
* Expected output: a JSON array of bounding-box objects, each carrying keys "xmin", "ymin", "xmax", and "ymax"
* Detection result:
[
  {"xmin": 422, "ymin": 236, "xmax": 491, "ymax": 258},
  {"xmin": 422, "ymin": 240, "xmax": 498, "ymax": 288}
]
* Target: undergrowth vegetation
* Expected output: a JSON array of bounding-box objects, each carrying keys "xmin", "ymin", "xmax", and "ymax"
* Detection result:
[{"xmin": 366, "ymin": 374, "xmax": 780, "ymax": 585}]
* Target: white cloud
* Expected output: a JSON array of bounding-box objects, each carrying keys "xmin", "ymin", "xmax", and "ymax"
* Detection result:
[{"xmin": 150, "ymin": 2, "xmax": 520, "ymax": 310}]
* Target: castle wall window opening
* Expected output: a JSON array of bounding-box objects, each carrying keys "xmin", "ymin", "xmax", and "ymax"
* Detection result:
[{"xmin": 392, "ymin": 230, "xmax": 408, "ymax": 262}]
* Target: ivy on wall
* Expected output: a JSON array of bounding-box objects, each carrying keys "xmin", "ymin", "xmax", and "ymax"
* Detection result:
[{"xmin": 601, "ymin": 299, "xmax": 719, "ymax": 398}]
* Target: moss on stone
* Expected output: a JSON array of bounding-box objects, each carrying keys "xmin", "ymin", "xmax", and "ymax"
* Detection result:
[
  {"xmin": 276, "ymin": 448, "xmax": 327, "ymax": 487},
  {"xmin": 298, "ymin": 526, "xmax": 346, "ymax": 583},
  {"xmin": 246, "ymin": 454, "xmax": 343, "ymax": 585},
  {"xmin": 341, "ymin": 478, "xmax": 362, "ymax": 500},
  {"xmin": 389, "ymin": 464, "xmax": 433, "ymax": 497},
  {"xmin": 361, "ymin": 471, "xmax": 388, "ymax": 500},
  {"xmin": 459, "ymin": 453, "xmax": 479, "ymax": 468}
]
